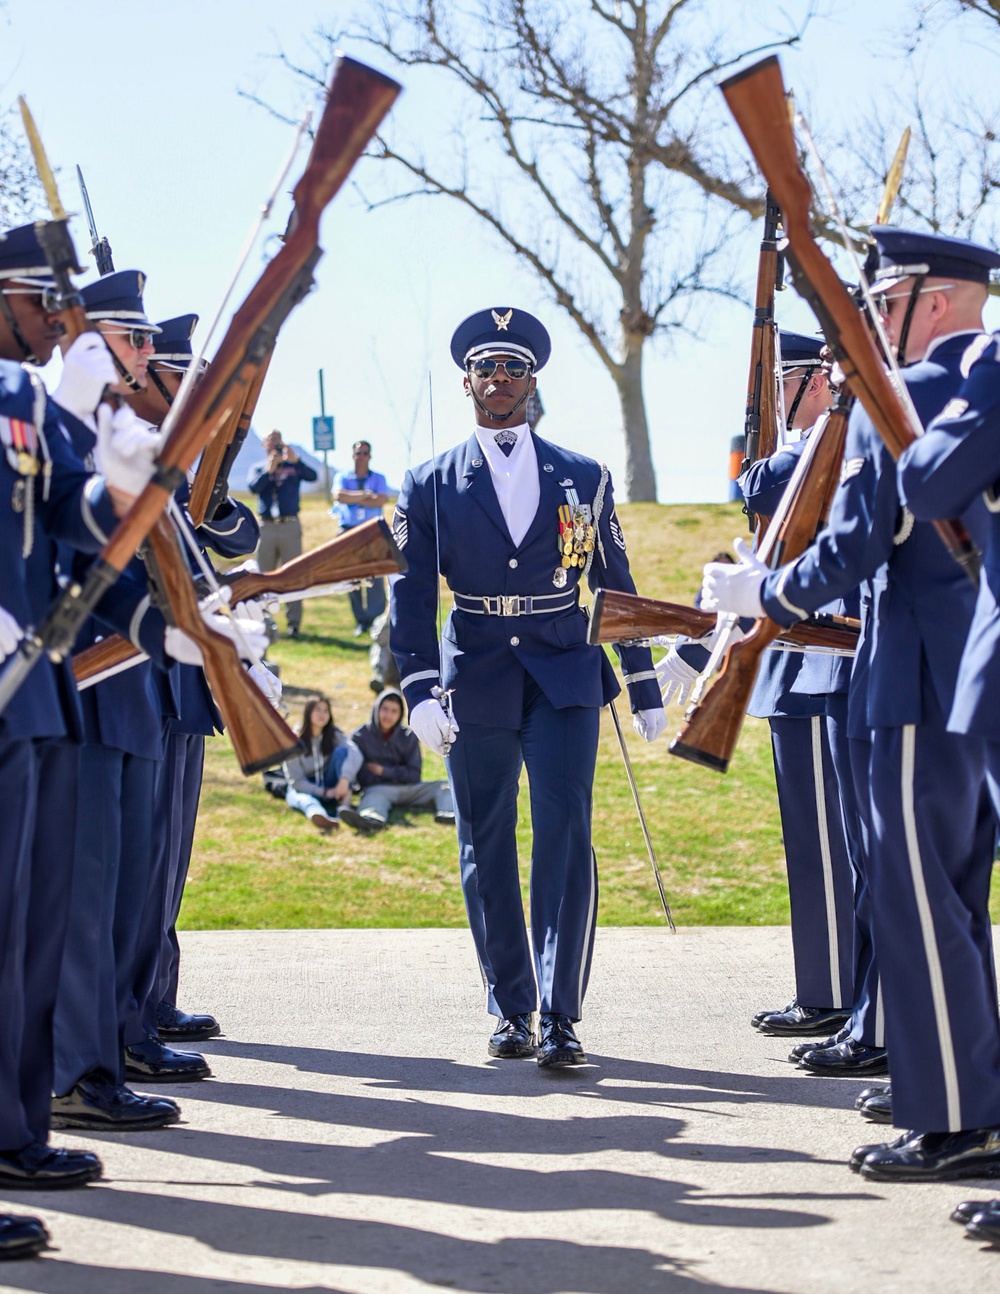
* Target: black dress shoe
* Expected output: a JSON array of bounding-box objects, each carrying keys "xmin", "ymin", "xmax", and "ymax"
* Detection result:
[
  {"xmin": 789, "ymin": 1026, "xmax": 851, "ymax": 1062},
  {"xmin": 754, "ymin": 1002, "xmax": 851, "ymax": 1036},
  {"xmin": 488, "ymin": 1014, "xmax": 536, "ymax": 1058},
  {"xmin": 537, "ymin": 1013, "xmax": 586, "ymax": 1068},
  {"xmin": 0, "ymin": 1214, "xmax": 49, "ymax": 1260},
  {"xmin": 858, "ymin": 1088, "xmax": 893, "ymax": 1122},
  {"xmin": 854, "ymin": 1083, "xmax": 890, "ymax": 1110},
  {"xmin": 52, "ymin": 1072, "xmax": 180, "ymax": 1130},
  {"xmin": 952, "ymin": 1197, "xmax": 999, "ymax": 1225},
  {"xmin": 860, "ymin": 1127, "xmax": 1000, "ymax": 1182},
  {"xmin": 849, "ymin": 1130, "xmax": 918, "ymax": 1173},
  {"xmin": 0, "ymin": 1143, "xmax": 102, "ymax": 1189},
  {"xmin": 966, "ymin": 1206, "xmax": 1000, "ymax": 1245},
  {"xmin": 797, "ymin": 1038, "xmax": 889, "ymax": 1075},
  {"xmin": 155, "ymin": 1002, "xmax": 221, "ymax": 1041},
  {"xmin": 125, "ymin": 1036, "xmax": 211, "ymax": 1083}
]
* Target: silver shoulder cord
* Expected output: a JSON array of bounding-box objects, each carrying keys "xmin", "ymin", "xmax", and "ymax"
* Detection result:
[{"xmin": 427, "ymin": 372, "xmax": 455, "ymax": 753}]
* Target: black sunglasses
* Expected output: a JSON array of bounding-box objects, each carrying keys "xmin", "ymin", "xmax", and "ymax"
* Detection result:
[
  {"xmin": 468, "ymin": 357, "xmax": 532, "ymax": 381},
  {"xmin": 105, "ymin": 326, "xmax": 156, "ymax": 351}
]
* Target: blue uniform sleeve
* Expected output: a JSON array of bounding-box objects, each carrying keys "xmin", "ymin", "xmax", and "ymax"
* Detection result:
[
  {"xmin": 738, "ymin": 442, "xmax": 806, "ymax": 518},
  {"xmin": 898, "ymin": 336, "xmax": 1000, "ymax": 519},
  {"xmin": 760, "ymin": 412, "xmax": 894, "ymax": 627},
  {"xmin": 197, "ymin": 497, "xmax": 260, "ymax": 558},
  {"xmin": 590, "ymin": 479, "xmax": 660, "ymax": 713},
  {"xmin": 390, "ymin": 470, "xmax": 445, "ymax": 713},
  {"xmin": 247, "ymin": 463, "xmax": 270, "ymax": 495},
  {"xmin": 295, "ymin": 459, "xmax": 318, "ymax": 484}
]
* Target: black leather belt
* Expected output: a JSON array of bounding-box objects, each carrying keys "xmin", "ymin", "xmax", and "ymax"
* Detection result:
[{"xmin": 453, "ymin": 591, "xmax": 578, "ymax": 616}]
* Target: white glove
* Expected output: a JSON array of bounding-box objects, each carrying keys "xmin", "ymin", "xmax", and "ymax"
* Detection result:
[
  {"xmin": 655, "ymin": 646, "xmax": 700, "ymax": 708},
  {"xmin": 633, "ymin": 706, "xmax": 667, "ymax": 743},
  {"xmin": 248, "ymin": 661, "xmax": 282, "ymax": 706},
  {"xmin": 201, "ymin": 606, "xmax": 270, "ymax": 661},
  {"xmin": 164, "ymin": 625, "xmax": 205, "ymax": 666},
  {"xmin": 0, "ymin": 606, "xmax": 24, "ymax": 664},
  {"xmin": 409, "ymin": 697, "xmax": 460, "ymax": 756},
  {"xmin": 700, "ymin": 538, "xmax": 769, "ymax": 618},
  {"xmin": 94, "ymin": 404, "xmax": 159, "ymax": 496},
  {"xmin": 52, "ymin": 333, "xmax": 117, "ymax": 421}
]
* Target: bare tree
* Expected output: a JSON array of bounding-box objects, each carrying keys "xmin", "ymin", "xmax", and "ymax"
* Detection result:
[
  {"xmin": 248, "ymin": 1, "xmax": 812, "ymax": 501},
  {"xmin": 0, "ymin": 104, "xmax": 45, "ymax": 226}
]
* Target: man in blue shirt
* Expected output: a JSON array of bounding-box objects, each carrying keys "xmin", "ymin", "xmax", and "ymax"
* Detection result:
[
  {"xmin": 247, "ymin": 429, "xmax": 317, "ymax": 637},
  {"xmin": 332, "ymin": 439, "xmax": 391, "ymax": 635}
]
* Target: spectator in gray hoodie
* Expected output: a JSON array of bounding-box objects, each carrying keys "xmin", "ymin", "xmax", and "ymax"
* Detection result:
[{"xmin": 339, "ymin": 688, "xmax": 454, "ymax": 833}]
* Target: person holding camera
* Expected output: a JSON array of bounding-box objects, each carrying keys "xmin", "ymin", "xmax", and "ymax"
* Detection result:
[{"xmin": 248, "ymin": 429, "xmax": 317, "ymax": 638}]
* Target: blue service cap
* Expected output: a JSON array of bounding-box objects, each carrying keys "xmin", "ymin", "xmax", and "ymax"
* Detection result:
[
  {"xmin": 779, "ymin": 330, "xmax": 825, "ymax": 368},
  {"xmin": 450, "ymin": 307, "xmax": 551, "ymax": 372},
  {"xmin": 151, "ymin": 313, "xmax": 200, "ymax": 369},
  {"xmin": 0, "ymin": 222, "xmax": 55, "ymax": 286},
  {"xmin": 80, "ymin": 269, "xmax": 160, "ymax": 332},
  {"xmin": 871, "ymin": 226, "xmax": 1000, "ymax": 291}
]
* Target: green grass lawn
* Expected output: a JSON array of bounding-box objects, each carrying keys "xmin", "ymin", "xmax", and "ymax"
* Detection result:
[{"xmin": 182, "ymin": 494, "xmax": 999, "ymax": 930}]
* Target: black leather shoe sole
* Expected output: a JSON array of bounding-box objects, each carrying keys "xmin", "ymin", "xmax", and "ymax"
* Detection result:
[
  {"xmin": 157, "ymin": 1023, "xmax": 220, "ymax": 1041},
  {"xmin": 125, "ymin": 1063, "xmax": 210, "ymax": 1083},
  {"xmin": 859, "ymin": 1096, "xmax": 893, "ymax": 1124},
  {"xmin": 797, "ymin": 1050, "xmax": 889, "ymax": 1076},
  {"xmin": 537, "ymin": 1046, "xmax": 587, "ymax": 1069},
  {"xmin": 952, "ymin": 1199, "xmax": 997, "ymax": 1225},
  {"xmin": 756, "ymin": 1010, "xmax": 851, "ymax": 1037},
  {"xmin": 488, "ymin": 1038, "xmax": 536, "ymax": 1058},
  {"xmin": 51, "ymin": 1105, "xmax": 179, "ymax": 1131},
  {"xmin": 0, "ymin": 1164, "xmax": 101, "ymax": 1191},
  {"xmin": 0, "ymin": 1217, "xmax": 49, "ymax": 1259}
]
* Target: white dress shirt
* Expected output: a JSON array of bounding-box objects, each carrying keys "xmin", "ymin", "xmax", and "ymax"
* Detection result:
[{"xmin": 474, "ymin": 421, "xmax": 539, "ymax": 547}]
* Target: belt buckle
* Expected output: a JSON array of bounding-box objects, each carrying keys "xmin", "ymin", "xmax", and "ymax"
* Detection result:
[{"xmin": 501, "ymin": 596, "xmax": 518, "ymax": 617}]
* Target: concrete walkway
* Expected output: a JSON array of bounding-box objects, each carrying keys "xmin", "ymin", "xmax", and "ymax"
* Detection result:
[{"xmin": 0, "ymin": 927, "xmax": 997, "ymax": 1293}]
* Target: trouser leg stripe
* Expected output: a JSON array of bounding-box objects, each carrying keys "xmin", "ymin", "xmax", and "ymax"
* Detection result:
[
  {"xmin": 901, "ymin": 724, "xmax": 961, "ymax": 1128},
  {"xmin": 575, "ymin": 850, "xmax": 597, "ymax": 1017},
  {"xmin": 812, "ymin": 715, "xmax": 842, "ymax": 1008}
]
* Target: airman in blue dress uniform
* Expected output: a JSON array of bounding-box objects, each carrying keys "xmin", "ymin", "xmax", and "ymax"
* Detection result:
[
  {"xmin": 739, "ymin": 333, "xmax": 862, "ymax": 1053},
  {"xmin": 0, "ymin": 225, "xmax": 160, "ymax": 1222},
  {"xmin": 390, "ymin": 307, "xmax": 664, "ymax": 1068},
  {"xmin": 701, "ymin": 228, "xmax": 1000, "ymax": 1179}
]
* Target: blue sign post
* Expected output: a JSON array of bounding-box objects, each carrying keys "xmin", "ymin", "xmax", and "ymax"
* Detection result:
[{"xmin": 314, "ymin": 369, "xmax": 334, "ymax": 499}]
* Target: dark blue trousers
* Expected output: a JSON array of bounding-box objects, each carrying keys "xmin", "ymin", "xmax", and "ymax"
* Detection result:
[
  {"xmin": 870, "ymin": 699, "xmax": 1000, "ymax": 1132},
  {"xmin": 447, "ymin": 675, "xmax": 600, "ymax": 1021},
  {"xmin": 152, "ymin": 732, "xmax": 205, "ymax": 1014},
  {"xmin": 21, "ymin": 738, "xmax": 78, "ymax": 1141},
  {"xmin": 0, "ymin": 737, "xmax": 37, "ymax": 1152},
  {"xmin": 54, "ymin": 746, "xmax": 157, "ymax": 1090},
  {"xmin": 769, "ymin": 714, "xmax": 856, "ymax": 1011},
  {"xmin": 843, "ymin": 731, "xmax": 883, "ymax": 1047}
]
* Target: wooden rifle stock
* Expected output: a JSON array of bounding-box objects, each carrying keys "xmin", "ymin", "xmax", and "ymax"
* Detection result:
[
  {"xmin": 588, "ymin": 588, "xmax": 858, "ymax": 654},
  {"xmin": 0, "ymin": 56, "xmax": 402, "ymax": 721},
  {"xmin": 187, "ymin": 349, "xmax": 273, "ymax": 527},
  {"xmin": 669, "ymin": 394, "xmax": 852, "ymax": 772},
  {"xmin": 73, "ymin": 518, "xmax": 406, "ymax": 684},
  {"xmin": 146, "ymin": 518, "xmax": 302, "ymax": 775},
  {"xmin": 720, "ymin": 56, "xmax": 979, "ymax": 584}
]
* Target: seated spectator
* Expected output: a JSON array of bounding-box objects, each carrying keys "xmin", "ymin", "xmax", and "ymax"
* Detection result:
[
  {"xmin": 284, "ymin": 697, "xmax": 361, "ymax": 833},
  {"xmin": 339, "ymin": 688, "xmax": 454, "ymax": 833}
]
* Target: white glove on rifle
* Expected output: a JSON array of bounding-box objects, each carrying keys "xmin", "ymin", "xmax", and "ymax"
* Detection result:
[
  {"xmin": 94, "ymin": 404, "xmax": 159, "ymax": 497},
  {"xmin": 0, "ymin": 606, "xmax": 24, "ymax": 665},
  {"xmin": 633, "ymin": 706, "xmax": 667, "ymax": 743},
  {"xmin": 164, "ymin": 596, "xmax": 270, "ymax": 667},
  {"xmin": 700, "ymin": 538, "xmax": 769, "ymax": 619},
  {"xmin": 248, "ymin": 661, "xmax": 282, "ymax": 707},
  {"xmin": 655, "ymin": 646, "xmax": 700, "ymax": 708},
  {"xmin": 52, "ymin": 333, "xmax": 117, "ymax": 422},
  {"xmin": 409, "ymin": 697, "xmax": 460, "ymax": 756}
]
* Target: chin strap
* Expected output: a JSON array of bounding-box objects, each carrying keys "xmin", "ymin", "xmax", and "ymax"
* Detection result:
[
  {"xmin": 0, "ymin": 291, "xmax": 40, "ymax": 364},
  {"xmin": 468, "ymin": 379, "xmax": 533, "ymax": 423},
  {"xmin": 147, "ymin": 364, "xmax": 175, "ymax": 408},
  {"xmin": 894, "ymin": 273, "xmax": 927, "ymax": 368},
  {"xmin": 108, "ymin": 346, "xmax": 143, "ymax": 392}
]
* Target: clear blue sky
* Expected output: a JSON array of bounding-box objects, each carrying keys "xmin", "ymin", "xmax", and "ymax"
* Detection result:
[{"xmin": 3, "ymin": 0, "xmax": 999, "ymax": 500}]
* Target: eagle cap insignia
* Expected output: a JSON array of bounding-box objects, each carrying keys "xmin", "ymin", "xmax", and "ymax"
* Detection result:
[{"xmin": 492, "ymin": 308, "xmax": 513, "ymax": 331}]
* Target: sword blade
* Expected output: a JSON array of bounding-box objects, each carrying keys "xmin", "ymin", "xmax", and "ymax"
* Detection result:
[
  {"xmin": 608, "ymin": 698, "xmax": 677, "ymax": 932},
  {"xmin": 18, "ymin": 97, "xmax": 67, "ymax": 221}
]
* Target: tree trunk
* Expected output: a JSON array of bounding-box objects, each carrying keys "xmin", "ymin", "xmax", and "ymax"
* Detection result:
[{"xmin": 616, "ymin": 345, "xmax": 657, "ymax": 502}]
